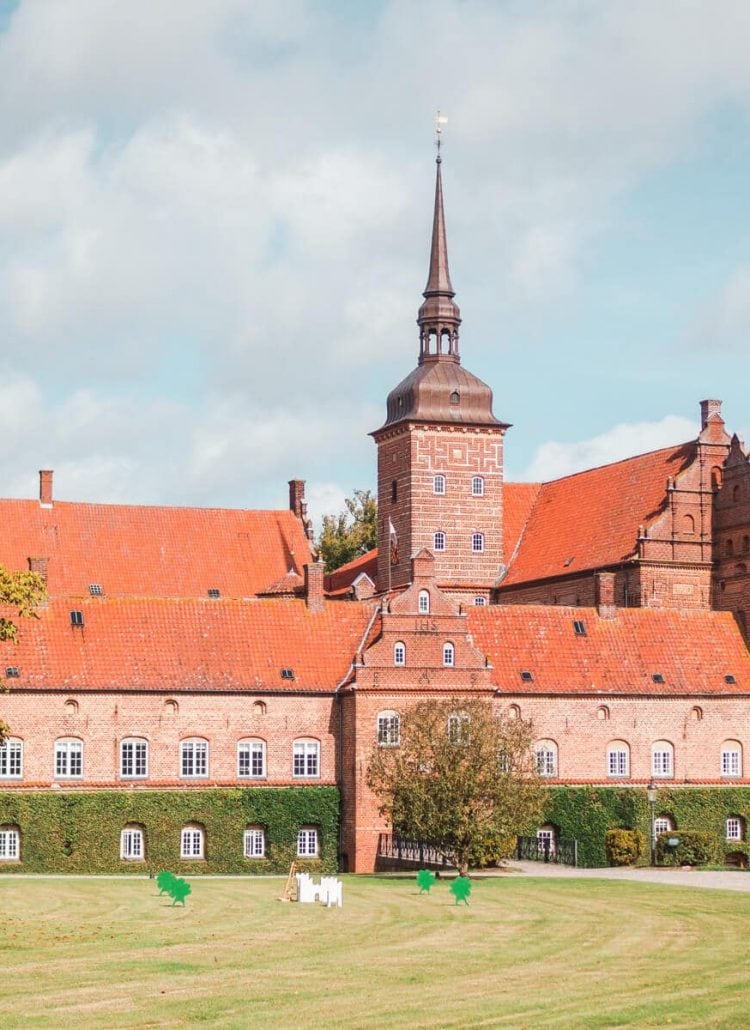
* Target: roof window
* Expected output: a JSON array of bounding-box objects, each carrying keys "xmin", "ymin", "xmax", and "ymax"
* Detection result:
[
  {"xmin": 70, "ymin": 611, "xmax": 84, "ymax": 628},
  {"xmin": 280, "ymin": 668, "xmax": 295, "ymax": 681},
  {"xmin": 207, "ymin": 589, "xmax": 221, "ymax": 599},
  {"xmin": 88, "ymin": 584, "xmax": 103, "ymax": 597},
  {"xmin": 652, "ymin": 673, "xmax": 665, "ymax": 684},
  {"xmin": 572, "ymin": 620, "xmax": 586, "ymax": 636},
  {"xmin": 726, "ymin": 675, "xmax": 737, "ymax": 684},
  {"xmin": 5, "ymin": 667, "xmax": 19, "ymax": 678},
  {"xmin": 520, "ymin": 671, "xmax": 534, "ymax": 683}
]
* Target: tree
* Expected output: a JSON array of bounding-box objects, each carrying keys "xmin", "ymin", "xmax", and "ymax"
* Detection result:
[
  {"xmin": 317, "ymin": 489, "xmax": 377, "ymax": 572},
  {"xmin": 0, "ymin": 566, "xmax": 47, "ymax": 740},
  {"xmin": 368, "ymin": 697, "xmax": 546, "ymax": 876}
]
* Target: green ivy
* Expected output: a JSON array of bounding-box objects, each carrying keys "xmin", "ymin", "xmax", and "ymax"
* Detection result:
[
  {"xmin": 0, "ymin": 787, "xmax": 339, "ymax": 874},
  {"xmin": 543, "ymin": 786, "xmax": 750, "ymax": 867}
]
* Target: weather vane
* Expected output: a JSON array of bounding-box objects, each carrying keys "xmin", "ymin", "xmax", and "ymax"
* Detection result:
[{"xmin": 435, "ymin": 110, "xmax": 448, "ymax": 160}]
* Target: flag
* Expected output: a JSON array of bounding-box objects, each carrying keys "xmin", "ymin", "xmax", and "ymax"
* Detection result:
[{"xmin": 389, "ymin": 518, "xmax": 399, "ymax": 566}]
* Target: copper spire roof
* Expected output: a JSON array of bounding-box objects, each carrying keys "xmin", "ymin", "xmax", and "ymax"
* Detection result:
[{"xmin": 417, "ymin": 156, "xmax": 461, "ymax": 364}]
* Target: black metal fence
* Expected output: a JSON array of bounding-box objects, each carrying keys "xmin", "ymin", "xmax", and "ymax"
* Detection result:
[
  {"xmin": 516, "ymin": 835, "xmax": 578, "ymax": 866},
  {"xmin": 377, "ymin": 833, "xmax": 453, "ymax": 869}
]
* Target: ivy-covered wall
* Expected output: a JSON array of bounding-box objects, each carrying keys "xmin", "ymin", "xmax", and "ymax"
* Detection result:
[
  {"xmin": 544, "ymin": 786, "xmax": 750, "ymax": 866},
  {"xmin": 0, "ymin": 787, "xmax": 339, "ymax": 874}
]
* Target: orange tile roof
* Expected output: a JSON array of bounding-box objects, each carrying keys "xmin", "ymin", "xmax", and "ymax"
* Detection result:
[
  {"xmin": 0, "ymin": 597, "xmax": 374, "ymax": 692},
  {"xmin": 325, "ymin": 548, "xmax": 378, "ymax": 596},
  {"xmin": 0, "ymin": 500, "xmax": 312, "ymax": 599},
  {"xmin": 501, "ymin": 442, "xmax": 696, "ymax": 586},
  {"xmin": 503, "ymin": 482, "xmax": 541, "ymax": 564},
  {"xmin": 467, "ymin": 605, "xmax": 750, "ymax": 694}
]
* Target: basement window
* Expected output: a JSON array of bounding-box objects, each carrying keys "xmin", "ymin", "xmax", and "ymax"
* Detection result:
[
  {"xmin": 207, "ymin": 589, "xmax": 221, "ymax": 599},
  {"xmin": 726, "ymin": 675, "xmax": 737, "ymax": 685},
  {"xmin": 572, "ymin": 620, "xmax": 587, "ymax": 636},
  {"xmin": 652, "ymin": 673, "xmax": 665, "ymax": 684},
  {"xmin": 88, "ymin": 584, "xmax": 103, "ymax": 597},
  {"xmin": 520, "ymin": 671, "xmax": 534, "ymax": 683},
  {"xmin": 280, "ymin": 668, "xmax": 295, "ymax": 681},
  {"xmin": 4, "ymin": 667, "xmax": 19, "ymax": 679},
  {"xmin": 70, "ymin": 611, "xmax": 84, "ymax": 628}
]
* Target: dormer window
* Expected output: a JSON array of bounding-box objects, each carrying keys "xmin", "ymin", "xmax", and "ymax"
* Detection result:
[
  {"xmin": 450, "ymin": 391, "xmax": 460, "ymax": 405},
  {"xmin": 433, "ymin": 475, "xmax": 446, "ymax": 496}
]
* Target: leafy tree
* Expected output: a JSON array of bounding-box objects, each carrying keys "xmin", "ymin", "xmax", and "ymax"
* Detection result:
[
  {"xmin": 317, "ymin": 489, "xmax": 377, "ymax": 572},
  {"xmin": 368, "ymin": 697, "xmax": 546, "ymax": 877},
  {"xmin": 0, "ymin": 566, "xmax": 47, "ymax": 740}
]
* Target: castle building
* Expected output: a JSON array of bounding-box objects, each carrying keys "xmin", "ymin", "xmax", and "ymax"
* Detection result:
[{"xmin": 2, "ymin": 155, "xmax": 750, "ymax": 873}]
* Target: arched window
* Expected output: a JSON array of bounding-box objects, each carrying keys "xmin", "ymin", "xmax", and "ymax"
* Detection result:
[
  {"xmin": 180, "ymin": 823, "xmax": 205, "ymax": 860},
  {"xmin": 654, "ymin": 815, "xmax": 674, "ymax": 835},
  {"xmin": 297, "ymin": 826, "xmax": 319, "ymax": 857},
  {"xmin": 726, "ymin": 538, "xmax": 734, "ymax": 557},
  {"xmin": 377, "ymin": 711, "xmax": 400, "ymax": 747},
  {"xmin": 448, "ymin": 712, "xmax": 470, "ymax": 744},
  {"xmin": 120, "ymin": 824, "xmax": 145, "ymax": 861},
  {"xmin": 682, "ymin": 514, "xmax": 695, "ymax": 535},
  {"xmin": 471, "ymin": 476, "xmax": 484, "ymax": 497},
  {"xmin": 733, "ymin": 485, "xmax": 741, "ymax": 502},
  {"xmin": 442, "ymin": 641, "xmax": 455, "ymax": 667},
  {"xmin": 293, "ymin": 739, "xmax": 320, "ymax": 779},
  {"xmin": 471, "ymin": 532, "xmax": 485, "ymax": 553},
  {"xmin": 54, "ymin": 738, "xmax": 83, "ymax": 779},
  {"xmin": 744, "ymin": 536, "xmax": 750, "ymax": 553},
  {"xmin": 0, "ymin": 825, "xmax": 20, "ymax": 861},
  {"xmin": 508, "ymin": 704, "xmax": 521, "ymax": 720},
  {"xmin": 0, "ymin": 738, "xmax": 23, "ymax": 779},
  {"xmin": 690, "ymin": 706, "xmax": 704, "ymax": 721},
  {"xmin": 253, "ymin": 699, "xmax": 267, "ymax": 716},
  {"xmin": 712, "ymin": 466, "xmax": 723, "ymax": 490},
  {"xmin": 237, "ymin": 739, "xmax": 266, "ymax": 779},
  {"xmin": 393, "ymin": 641, "xmax": 406, "ymax": 667},
  {"xmin": 433, "ymin": 475, "xmax": 446, "ymax": 496},
  {"xmin": 597, "ymin": 705, "xmax": 610, "ymax": 721},
  {"xmin": 726, "ymin": 816, "xmax": 745, "ymax": 841},
  {"xmin": 721, "ymin": 741, "xmax": 742, "ymax": 778},
  {"xmin": 736, "ymin": 562, "xmax": 747, "ymax": 575},
  {"xmin": 651, "ymin": 740, "xmax": 674, "ymax": 778},
  {"xmin": 180, "ymin": 737, "xmax": 209, "ymax": 778},
  {"xmin": 534, "ymin": 740, "xmax": 558, "ymax": 777},
  {"xmin": 474, "ymin": 596, "xmax": 486, "ymax": 606},
  {"xmin": 418, "ymin": 590, "xmax": 430, "ymax": 614},
  {"xmin": 244, "ymin": 826, "xmax": 266, "ymax": 858},
  {"xmin": 433, "ymin": 531, "xmax": 446, "ymax": 552},
  {"xmin": 606, "ymin": 741, "xmax": 630, "ymax": 778},
  {"xmin": 120, "ymin": 737, "xmax": 148, "ymax": 779}
]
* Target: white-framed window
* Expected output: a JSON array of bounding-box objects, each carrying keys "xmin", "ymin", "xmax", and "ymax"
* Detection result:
[
  {"xmin": 120, "ymin": 737, "xmax": 148, "ymax": 779},
  {"xmin": 0, "ymin": 826, "xmax": 20, "ymax": 861},
  {"xmin": 654, "ymin": 815, "xmax": 674, "ymax": 835},
  {"xmin": 0, "ymin": 738, "xmax": 23, "ymax": 779},
  {"xmin": 726, "ymin": 816, "xmax": 745, "ymax": 842},
  {"xmin": 651, "ymin": 741, "xmax": 674, "ymax": 778},
  {"xmin": 377, "ymin": 711, "xmax": 400, "ymax": 747},
  {"xmin": 474, "ymin": 596, "xmax": 486, "ymax": 606},
  {"xmin": 293, "ymin": 739, "xmax": 320, "ymax": 778},
  {"xmin": 433, "ymin": 531, "xmax": 446, "ymax": 552},
  {"xmin": 433, "ymin": 474, "xmax": 446, "ymax": 495},
  {"xmin": 297, "ymin": 826, "xmax": 319, "ymax": 857},
  {"xmin": 394, "ymin": 641, "xmax": 406, "ymax": 667},
  {"xmin": 180, "ymin": 738, "xmax": 209, "ymax": 778},
  {"xmin": 448, "ymin": 712, "xmax": 470, "ymax": 744},
  {"xmin": 721, "ymin": 741, "xmax": 742, "ymax": 778},
  {"xmin": 471, "ymin": 532, "xmax": 485, "ymax": 553},
  {"xmin": 244, "ymin": 826, "xmax": 265, "ymax": 858},
  {"xmin": 537, "ymin": 824, "xmax": 557, "ymax": 856},
  {"xmin": 607, "ymin": 741, "xmax": 630, "ymax": 778},
  {"xmin": 181, "ymin": 824, "xmax": 205, "ymax": 859},
  {"xmin": 418, "ymin": 590, "xmax": 430, "ymax": 614},
  {"xmin": 54, "ymin": 738, "xmax": 83, "ymax": 779},
  {"xmin": 442, "ymin": 641, "xmax": 455, "ymax": 667},
  {"xmin": 237, "ymin": 739, "xmax": 266, "ymax": 779},
  {"xmin": 120, "ymin": 825, "xmax": 145, "ymax": 861},
  {"xmin": 534, "ymin": 740, "xmax": 558, "ymax": 777},
  {"xmin": 472, "ymin": 476, "xmax": 484, "ymax": 497}
]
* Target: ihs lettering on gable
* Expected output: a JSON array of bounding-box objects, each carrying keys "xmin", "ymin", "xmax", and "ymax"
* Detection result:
[
  {"xmin": 419, "ymin": 671, "xmax": 431, "ymax": 685},
  {"xmin": 414, "ymin": 618, "xmax": 438, "ymax": 633}
]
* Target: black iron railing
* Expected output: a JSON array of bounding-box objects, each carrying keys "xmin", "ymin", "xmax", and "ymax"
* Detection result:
[
  {"xmin": 516, "ymin": 835, "xmax": 578, "ymax": 866},
  {"xmin": 377, "ymin": 833, "xmax": 453, "ymax": 868}
]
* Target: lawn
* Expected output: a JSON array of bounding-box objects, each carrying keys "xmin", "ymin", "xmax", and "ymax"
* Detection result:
[{"xmin": 0, "ymin": 872, "xmax": 748, "ymax": 1027}]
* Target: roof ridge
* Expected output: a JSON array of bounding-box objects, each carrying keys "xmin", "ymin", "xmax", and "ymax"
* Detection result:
[{"xmin": 535, "ymin": 438, "xmax": 696, "ymax": 488}]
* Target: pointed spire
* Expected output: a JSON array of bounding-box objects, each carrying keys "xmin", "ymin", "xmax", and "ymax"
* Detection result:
[{"xmin": 417, "ymin": 153, "xmax": 461, "ymax": 365}]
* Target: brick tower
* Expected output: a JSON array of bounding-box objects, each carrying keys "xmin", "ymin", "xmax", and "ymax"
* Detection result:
[{"xmin": 371, "ymin": 152, "xmax": 510, "ymax": 602}]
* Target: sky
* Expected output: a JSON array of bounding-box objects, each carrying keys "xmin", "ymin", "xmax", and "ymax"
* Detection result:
[{"xmin": 1, "ymin": 0, "xmax": 749, "ymax": 526}]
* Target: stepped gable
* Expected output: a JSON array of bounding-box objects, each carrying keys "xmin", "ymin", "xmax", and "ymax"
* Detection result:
[
  {"xmin": 467, "ymin": 605, "xmax": 750, "ymax": 694},
  {"xmin": 0, "ymin": 498, "xmax": 312, "ymax": 598},
  {"xmin": 500, "ymin": 441, "xmax": 696, "ymax": 586},
  {"xmin": 0, "ymin": 597, "xmax": 374, "ymax": 692},
  {"xmin": 324, "ymin": 549, "xmax": 378, "ymax": 597}
]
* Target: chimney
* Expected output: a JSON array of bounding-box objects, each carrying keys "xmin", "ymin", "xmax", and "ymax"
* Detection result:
[
  {"xmin": 595, "ymin": 571, "xmax": 617, "ymax": 619},
  {"xmin": 411, "ymin": 549, "xmax": 436, "ymax": 581},
  {"xmin": 289, "ymin": 479, "xmax": 306, "ymax": 518},
  {"xmin": 304, "ymin": 561, "xmax": 325, "ymax": 613},
  {"xmin": 39, "ymin": 469, "xmax": 53, "ymax": 507},
  {"xmin": 700, "ymin": 399, "xmax": 722, "ymax": 430},
  {"xmin": 28, "ymin": 557, "xmax": 49, "ymax": 583}
]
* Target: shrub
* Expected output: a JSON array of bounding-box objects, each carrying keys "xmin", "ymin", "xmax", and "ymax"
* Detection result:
[
  {"xmin": 605, "ymin": 828, "xmax": 645, "ymax": 866},
  {"xmin": 656, "ymin": 829, "xmax": 720, "ymax": 867}
]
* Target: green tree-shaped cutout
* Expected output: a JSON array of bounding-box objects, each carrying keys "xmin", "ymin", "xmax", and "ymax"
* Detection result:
[
  {"xmin": 169, "ymin": 878, "xmax": 192, "ymax": 906},
  {"xmin": 450, "ymin": 876, "xmax": 471, "ymax": 906},
  {"xmin": 416, "ymin": 868, "xmax": 436, "ymax": 894},
  {"xmin": 156, "ymin": 871, "xmax": 177, "ymax": 896}
]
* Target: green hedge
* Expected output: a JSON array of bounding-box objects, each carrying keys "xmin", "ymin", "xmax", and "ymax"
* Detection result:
[
  {"xmin": 544, "ymin": 786, "xmax": 750, "ymax": 867},
  {"xmin": 0, "ymin": 787, "xmax": 339, "ymax": 874}
]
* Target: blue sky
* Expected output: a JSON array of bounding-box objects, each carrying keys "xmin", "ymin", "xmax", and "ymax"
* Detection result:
[{"xmin": 0, "ymin": 0, "xmax": 749, "ymax": 522}]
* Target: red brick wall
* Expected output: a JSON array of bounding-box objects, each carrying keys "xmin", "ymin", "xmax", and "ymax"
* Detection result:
[{"xmin": 713, "ymin": 436, "xmax": 750, "ymax": 629}]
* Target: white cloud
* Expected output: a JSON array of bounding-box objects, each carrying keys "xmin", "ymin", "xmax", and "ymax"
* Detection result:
[
  {"xmin": 685, "ymin": 265, "xmax": 750, "ymax": 351},
  {"xmin": 524, "ymin": 415, "xmax": 697, "ymax": 482}
]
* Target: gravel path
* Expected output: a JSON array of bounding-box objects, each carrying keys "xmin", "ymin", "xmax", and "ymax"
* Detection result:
[{"xmin": 508, "ymin": 859, "xmax": 750, "ymax": 892}]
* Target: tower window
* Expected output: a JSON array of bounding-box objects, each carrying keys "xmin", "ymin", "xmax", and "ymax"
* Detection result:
[
  {"xmin": 433, "ymin": 531, "xmax": 446, "ymax": 552},
  {"xmin": 433, "ymin": 475, "xmax": 446, "ymax": 495},
  {"xmin": 391, "ymin": 480, "xmax": 397, "ymax": 503},
  {"xmin": 450, "ymin": 391, "xmax": 460, "ymax": 405},
  {"xmin": 471, "ymin": 477, "xmax": 484, "ymax": 497},
  {"xmin": 471, "ymin": 533, "xmax": 484, "ymax": 553}
]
